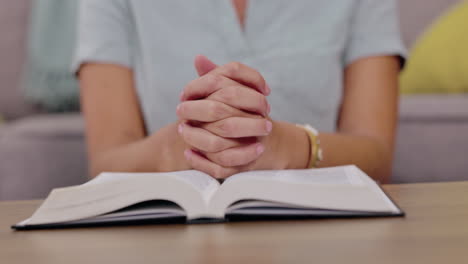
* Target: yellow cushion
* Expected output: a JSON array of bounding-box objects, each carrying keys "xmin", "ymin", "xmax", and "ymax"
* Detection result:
[{"xmin": 400, "ymin": 1, "xmax": 468, "ymax": 94}]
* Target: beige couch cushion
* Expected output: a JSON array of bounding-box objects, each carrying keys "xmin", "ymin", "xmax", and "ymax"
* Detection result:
[
  {"xmin": 393, "ymin": 95, "xmax": 468, "ymax": 183},
  {"xmin": 0, "ymin": 114, "xmax": 87, "ymax": 200}
]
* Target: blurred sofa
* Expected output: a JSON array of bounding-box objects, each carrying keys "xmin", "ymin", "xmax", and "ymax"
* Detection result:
[
  {"xmin": 0, "ymin": 0, "xmax": 88, "ymax": 200},
  {"xmin": 1, "ymin": 0, "xmax": 467, "ymax": 200}
]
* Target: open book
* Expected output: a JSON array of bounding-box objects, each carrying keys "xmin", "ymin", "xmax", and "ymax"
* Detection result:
[{"xmin": 13, "ymin": 165, "xmax": 403, "ymax": 230}]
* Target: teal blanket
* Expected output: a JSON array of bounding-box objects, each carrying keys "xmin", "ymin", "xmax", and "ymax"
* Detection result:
[{"xmin": 23, "ymin": 0, "xmax": 79, "ymax": 112}]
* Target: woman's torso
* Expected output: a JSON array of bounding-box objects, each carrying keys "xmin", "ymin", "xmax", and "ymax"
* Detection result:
[{"xmin": 118, "ymin": 0, "xmax": 375, "ymax": 133}]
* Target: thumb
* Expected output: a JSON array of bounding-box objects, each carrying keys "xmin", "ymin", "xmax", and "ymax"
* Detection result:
[{"xmin": 194, "ymin": 54, "xmax": 217, "ymax": 76}]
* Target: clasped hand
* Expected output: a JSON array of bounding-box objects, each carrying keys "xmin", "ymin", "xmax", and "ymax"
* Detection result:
[{"xmin": 176, "ymin": 55, "xmax": 277, "ymax": 179}]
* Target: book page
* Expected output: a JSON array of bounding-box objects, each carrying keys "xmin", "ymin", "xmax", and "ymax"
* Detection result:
[
  {"xmin": 223, "ymin": 166, "xmax": 364, "ymax": 186},
  {"xmin": 86, "ymin": 170, "xmax": 219, "ymax": 201},
  {"xmin": 86, "ymin": 170, "xmax": 216, "ymax": 188},
  {"xmin": 23, "ymin": 171, "xmax": 218, "ymax": 225},
  {"xmin": 172, "ymin": 171, "xmax": 220, "ymax": 201},
  {"xmin": 207, "ymin": 165, "xmax": 400, "ymax": 217}
]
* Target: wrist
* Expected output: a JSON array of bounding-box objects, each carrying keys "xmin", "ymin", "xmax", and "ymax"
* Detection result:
[
  {"xmin": 151, "ymin": 122, "xmax": 192, "ymax": 172},
  {"xmin": 271, "ymin": 121, "xmax": 310, "ymax": 170}
]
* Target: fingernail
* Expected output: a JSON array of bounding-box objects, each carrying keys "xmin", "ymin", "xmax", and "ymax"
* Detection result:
[
  {"xmin": 184, "ymin": 149, "xmax": 192, "ymax": 160},
  {"xmin": 178, "ymin": 123, "xmax": 184, "ymax": 134},
  {"xmin": 256, "ymin": 144, "xmax": 265, "ymax": 155},
  {"xmin": 266, "ymin": 121, "xmax": 273, "ymax": 133},
  {"xmin": 176, "ymin": 104, "xmax": 181, "ymax": 113},
  {"xmin": 179, "ymin": 91, "xmax": 185, "ymax": 101},
  {"xmin": 265, "ymin": 84, "xmax": 271, "ymax": 95},
  {"xmin": 267, "ymin": 102, "xmax": 271, "ymax": 114}
]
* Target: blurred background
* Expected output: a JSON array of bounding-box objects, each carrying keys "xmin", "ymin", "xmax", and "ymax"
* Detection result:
[{"xmin": 0, "ymin": 0, "xmax": 467, "ymax": 200}]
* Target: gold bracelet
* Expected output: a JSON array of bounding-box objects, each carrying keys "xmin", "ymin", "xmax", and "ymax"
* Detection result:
[{"xmin": 297, "ymin": 124, "xmax": 323, "ymax": 168}]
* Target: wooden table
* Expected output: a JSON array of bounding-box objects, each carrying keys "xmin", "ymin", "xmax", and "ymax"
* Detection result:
[{"xmin": 1, "ymin": 182, "xmax": 468, "ymax": 264}]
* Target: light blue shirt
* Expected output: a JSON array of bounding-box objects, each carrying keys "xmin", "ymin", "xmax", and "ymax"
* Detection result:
[{"xmin": 73, "ymin": 0, "xmax": 406, "ymax": 133}]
